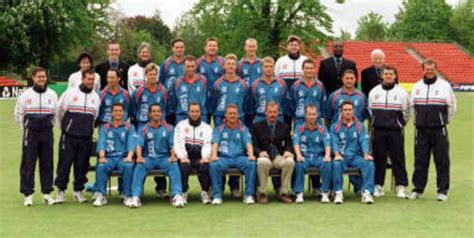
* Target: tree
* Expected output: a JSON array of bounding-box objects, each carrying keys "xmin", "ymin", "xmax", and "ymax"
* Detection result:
[
  {"xmin": 175, "ymin": 0, "xmax": 335, "ymax": 58},
  {"xmin": 0, "ymin": 0, "xmax": 111, "ymax": 79},
  {"xmin": 449, "ymin": 0, "xmax": 474, "ymax": 53},
  {"xmin": 355, "ymin": 12, "xmax": 388, "ymax": 41},
  {"xmin": 125, "ymin": 10, "xmax": 173, "ymax": 46},
  {"xmin": 172, "ymin": 11, "xmax": 205, "ymax": 58},
  {"xmin": 389, "ymin": 0, "xmax": 455, "ymax": 42}
]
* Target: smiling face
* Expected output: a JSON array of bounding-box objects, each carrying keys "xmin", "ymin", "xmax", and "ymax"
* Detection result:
[
  {"xmin": 225, "ymin": 106, "xmax": 239, "ymax": 124},
  {"xmin": 107, "ymin": 43, "xmax": 121, "ymax": 61},
  {"xmin": 188, "ymin": 104, "xmax": 201, "ymax": 121},
  {"xmin": 245, "ymin": 40, "xmax": 257, "ymax": 57},
  {"xmin": 372, "ymin": 52, "xmax": 385, "ymax": 68},
  {"xmin": 382, "ymin": 69, "xmax": 396, "ymax": 85},
  {"xmin": 204, "ymin": 40, "xmax": 218, "ymax": 56},
  {"xmin": 262, "ymin": 61, "xmax": 274, "ymax": 78},
  {"xmin": 32, "ymin": 71, "xmax": 47, "ymax": 87},
  {"xmin": 341, "ymin": 103, "xmax": 354, "ymax": 121},
  {"xmin": 303, "ymin": 62, "xmax": 315, "ymax": 79},
  {"xmin": 265, "ymin": 104, "xmax": 279, "ymax": 124},
  {"xmin": 342, "ymin": 72, "xmax": 356, "ymax": 90},
  {"xmin": 139, "ymin": 47, "xmax": 151, "ymax": 61},
  {"xmin": 225, "ymin": 58, "xmax": 237, "ymax": 75},
  {"xmin": 423, "ymin": 63, "xmax": 437, "ymax": 79},
  {"xmin": 172, "ymin": 41, "xmax": 185, "ymax": 58},
  {"xmin": 149, "ymin": 105, "xmax": 162, "ymax": 122},
  {"xmin": 79, "ymin": 57, "xmax": 92, "ymax": 72},
  {"xmin": 82, "ymin": 72, "xmax": 95, "ymax": 89},
  {"xmin": 287, "ymin": 40, "xmax": 300, "ymax": 54},
  {"xmin": 333, "ymin": 41, "xmax": 344, "ymax": 57},
  {"xmin": 304, "ymin": 106, "xmax": 318, "ymax": 125},
  {"xmin": 146, "ymin": 68, "xmax": 158, "ymax": 85},
  {"xmin": 184, "ymin": 60, "xmax": 196, "ymax": 76},
  {"xmin": 112, "ymin": 105, "xmax": 124, "ymax": 122}
]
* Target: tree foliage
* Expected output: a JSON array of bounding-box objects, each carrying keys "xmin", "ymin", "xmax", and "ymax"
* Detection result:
[
  {"xmin": 355, "ymin": 12, "xmax": 388, "ymax": 41},
  {"xmin": 449, "ymin": 0, "xmax": 474, "ymax": 53}
]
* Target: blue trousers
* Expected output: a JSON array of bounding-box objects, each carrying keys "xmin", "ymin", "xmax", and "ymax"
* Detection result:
[
  {"xmin": 332, "ymin": 155, "xmax": 374, "ymax": 193},
  {"xmin": 95, "ymin": 157, "xmax": 134, "ymax": 197},
  {"xmin": 293, "ymin": 155, "xmax": 332, "ymax": 193},
  {"xmin": 209, "ymin": 156, "xmax": 256, "ymax": 199},
  {"xmin": 131, "ymin": 157, "xmax": 183, "ymax": 197}
]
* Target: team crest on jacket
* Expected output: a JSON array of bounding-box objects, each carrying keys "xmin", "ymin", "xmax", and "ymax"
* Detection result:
[
  {"xmin": 26, "ymin": 98, "xmax": 32, "ymax": 104},
  {"xmin": 147, "ymin": 132, "xmax": 153, "ymax": 139},
  {"xmin": 214, "ymin": 67, "xmax": 219, "ymax": 73},
  {"xmin": 283, "ymin": 64, "xmax": 287, "ymax": 70},
  {"xmin": 243, "ymin": 69, "xmax": 248, "ymax": 74},
  {"xmin": 197, "ymin": 86, "xmax": 201, "ymax": 92},
  {"xmin": 301, "ymin": 135, "xmax": 307, "ymax": 142},
  {"xmin": 185, "ymin": 128, "xmax": 189, "ymax": 133},
  {"xmin": 259, "ymin": 88, "xmax": 265, "ymax": 94},
  {"xmin": 170, "ymin": 68, "xmax": 175, "ymax": 74},
  {"xmin": 222, "ymin": 87, "xmax": 227, "ymax": 93},
  {"xmin": 223, "ymin": 132, "xmax": 228, "ymax": 138},
  {"xmin": 340, "ymin": 132, "xmax": 345, "ymax": 139},
  {"xmin": 133, "ymin": 72, "xmax": 138, "ymax": 77},
  {"xmin": 73, "ymin": 96, "xmax": 79, "ymax": 102},
  {"xmin": 375, "ymin": 94, "xmax": 380, "ymax": 100}
]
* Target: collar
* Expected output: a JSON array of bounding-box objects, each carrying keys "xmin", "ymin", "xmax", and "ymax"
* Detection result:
[
  {"xmin": 108, "ymin": 60, "xmax": 119, "ymax": 66},
  {"xmin": 382, "ymin": 82, "xmax": 395, "ymax": 90},
  {"xmin": 225, "ymin": 75, "xmax": 238, "ymax": 82},
  {"xmin": 148, "ymin": 120, "xmax": 165, "ymax": 129},
  {"xmin": 107, "ymin": 85, "xmax": 121, "ymax": 95},
  {"xmin": 189, "ymin": 117, "xmax": 201, "ymax": 127},
  {"xmin": 185, "ymin": 75, "xmax": 198, "ymax": 84},
  {"xmin": 79, "ymin": 84, "xmax": 93, "ymax": 94},
  {"xmin": 423, "ymin": 76, "xmax": 437, "ymax": 85},
  {"xmin": 242, "ymin": 56, "xmax": 260, "ymax": 64},
  {"xmin": 226, "ymin": 120, "xmax": 242, "ymax": 130},
  {"xmin": 288, "ymin": 52, "xmax": 300, "ymax": 60},
  {"xmin": 302, "ymin": 78, "xmax": 316, "ymax": 88},
  {"xmin": 171, "ymin": 55, "xmax": 183, "ymax": 65},
  {"xmin": 303, "ymin": 122, "xmax": 318, "ymax": 132},
  {"xmin": 32, "ymin": 84, "xmax": 46, "ymax": 93},
  {"xmin": 111, "ymin": 121, "xmax": 125, "ymax": 128},
  {"xmin": 146, "ymin": 83, "xmax": 158, "ymax": 93},
  {"xmin": 262, "ymin": 77, "xmax": 276, "ymax": 85},
  {"xmin": 341, "ymin": 87, "xmax": 356, "ymax": 95}
]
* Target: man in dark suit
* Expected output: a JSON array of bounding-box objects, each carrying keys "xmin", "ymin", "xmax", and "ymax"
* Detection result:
[
  {"xmin": 252, "ymin": 101, "xmax": 294, "ymax": 204},
  {"xmin": 318, "ymin": 40, "xmax": 358, "ymax": 96},
  {"xmin": 96, "ymin": 40, "xmax": 129, "ymax": 90},
  {"xmin": 361, "ymin": 49, "xmax": 398, "ymax": 97}
]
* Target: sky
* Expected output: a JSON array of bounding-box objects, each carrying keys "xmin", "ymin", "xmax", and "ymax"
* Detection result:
[{"xmin": 112, "ymin": 0, "xmax": 462, "ymax": 35}]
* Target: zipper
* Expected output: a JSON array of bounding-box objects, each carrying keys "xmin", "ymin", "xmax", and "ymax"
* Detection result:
[{"xmin": 385, "ymin": 89, "xmax": 389, "ymax": 109}]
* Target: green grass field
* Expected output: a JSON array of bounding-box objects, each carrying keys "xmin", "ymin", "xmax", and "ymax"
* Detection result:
[{"xmin": 0, "ymin": 93, "xmax": 472, "ymax": 238}]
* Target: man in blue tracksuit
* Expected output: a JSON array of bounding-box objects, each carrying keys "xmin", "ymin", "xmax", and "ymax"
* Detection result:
[
  {"xmin": 291, "ymin": 59, "xmax": 327, "ymax": 129},
  {"xmin": 326, "ymin": 69, "xmax": 368, "ymax": 123},
  {"xmin": 131, "ymin": 63, "xmax": 169, "ymax": 198},
  {"xmin": 171, "ymin": 55, "xmax": 208, "ymax": 123},
  {"xmin": 331, "ymin": 101, "xmax": 375, "ymax": 204},
  {"xmin": 237, "ymin": 38, "xmax": 263, "ymax": 126},
  {"xmin": 98, "ymin": 68, "xmax": 130, "ymax": 125},
  {"xmin": 209, "ymin": 104, "xmax": 257, "ymax": 205},
  {"xmin": 129, "ymin": 103, "xmax": 185, "ymax": 208},
  {"xmin": 250, "ymin": 56, "xmax": 286, "ymax": 123},
  {"xmin": 293, "ymin": 105, "xmax": 332, "ymax": 204},
  {"xmin": 196, "ymin": 37, "xmax": 225, "ymax": 122},
  {"xmin": 212, "ymin": 54, "xmax": 249, "ymax": 126},
  {"xmin": 159, "ymin": 38, "xmax": 185, "ymax": 125},
  {"xmin": 131, "ymin": 63, "xmax": 168, "ymax": 130},
  {"xmin": 93, "ymin": 103, "xmax": 135, "ymax": 207}
]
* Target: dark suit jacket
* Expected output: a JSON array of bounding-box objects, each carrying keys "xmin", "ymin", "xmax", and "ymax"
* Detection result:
[
  {"xmin": 252, "ymin": 120, "xmax": 293, "ymax": 160},
  {"xmin": 95, "ymin": 61, "xmax": 129, "ymax": 90},
  {"xmin": 318, "ymin": 57, "xmax": 358, "ymax": 96},
  {"xmin": 361, "ymin": 65, "xmax": 398, "ymax": 96}
]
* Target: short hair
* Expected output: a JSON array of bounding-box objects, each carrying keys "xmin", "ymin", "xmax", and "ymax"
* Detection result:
[
  {"xmin": 137, "ymin": 42, "xmax": 152, "ymax": 57},
  {"xmin": 262, "ymin": 56, "xmax": 275, "ymax": 65},
  {"xmin": 302, "ymin": 58, "xmax": 315, "ymax": 69},
  {"xmin": 224, "ymin": 54, "xmax": 238, "ymax": 63},
  {"xmin": 422, "ymin": 58, "xmax": 437, "ymax": 70},
  {"xmin": 107, "ymin": 68, "xmax": 121, "ymax": 78},
  {"xmin": 82, "ymin": 69, "xmax": 96, "ymax": 78},
  {"xmin": 112, "ymin": 103, "xmax": 124, "ymax": 111},
  {"xmin": 145, "ymin": 63, "xmax": 159, "ymax": 75},
  {"xmin": 171, "ymin": 38, "xmax": 185, "ymax": 47},
  {"xmin": 148, "ymin": 103, "xmax": 162, "ymax": 113},
  {"xmin": 287, "ymin": 35, "xmax": 301, "ymax": 44},
  {"xmin": 245, "ymin": 38, "xmax": 257, "ymax": 46},
  {"xmin": 188, "ymin": 102, "xmax": 201, "ymax": 111},
  {"xmin": 265, "ymin": 101, "xmax": 279, "ymax": 111},
  {"xmin": 205, "ymin": 37, "xmax": 218, "ymax": 46},
  {"xmin": 32, "ymin": 67, "xmax": 46, "ymax": 77},
  {"xmin": 342, "ymin": 69, "xmax": 356, "ymax": 78},
  {"xmin": 305, "ymin": 104, "xmax": 318, "ymax": 113},
  {"xmin": 77, "ymin": 52, "xmax": 93, "ymax": 66},
  {"xmin": 370, "ymin": 49, "xmax": 385, "ymax": 58},
  {"xmin": 340, "ymin": 100, "xmax": 354, "ymax": 110},
  {"xmin": 108, "ymin": 39, "xmax": 119, "ymax": 45},
  {"xmin": 225, "ymin": 104, "xmax": 238, "ymax": 112},
  {"xmin": 383, "ymin": 65, "xmax": 398, "ymax": 77},
  {"xmin": 184, "ymin": 55, "xmax": 196, "ymax": 64}
]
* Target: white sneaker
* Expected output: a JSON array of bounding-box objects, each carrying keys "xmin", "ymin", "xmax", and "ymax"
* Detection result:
[
  {"xmin": 321, "ymin": 193, "xmax": 330, "ymax": 203},
  {"xmin": 172, "ymin": 194, "xmax": 185, "ymax": 208},
  {"xmin": 409, "ymin": 192, "xmax": 423, "ymax": 200},
  {"xmin": 437, "ymin": 193, "xmax": 448, "ymax": 202},
  {"xmin": 123, "ymin": 197, "xmax": 132, "ymax": 207},
  {"xmin": 200, "ymin": 191, "xmax": 211, "ymax": 204},
  {"xmin": 231, "ymin": 189, "xmax": 242, "ymax": 198},
  {"xmin": 211, "ymin": 198, "xmax": 222, "ymax": 205},
  {"xmin": 295, "ymin": 193, "xmax": 304, "ymax": 204},
  {"xmin": 334, "ymin": 191, "xmax": 344, "ymax": 205},
  {"xmin": 42, "ymin": 194, "xmax": 56, "ymax": 205},
  {"xmin": 55, "ymin": 190, "xmax": 66, "ymax": 203},
  {"xmin": 373, "ymin": 185, "xmax": 385, "ymax": 197},
  {"xmin": 73, "ymin": 191, "xmax": 87, "ymax": 203},
  {"xmin": 243, "ymin": 196, "xmax": 255, "ymax": 205},
  {"xmin": 24, "ymin": 195, "xmax": 33, "ymax": 207},
  {"xmin": 312, "ymin": 189, "xmax": 322, "ymax": 198},
  {"xmin": 129, "ymin": 196, "xmax": 141, "ymax": 208},
  {"xmin": 362, "ymin": 190, "xmax": 374, "ymax": 204},
  {"xmin": 93, "ymin": 193, "xmax": 107, "ymax": 207},
  {"xmin": 183, "ymin": 193, "xmax": 188, "ymax": 205},
  {"xmin": 396, "ymin": 186, "xmax": 407, "ymax": 198}
]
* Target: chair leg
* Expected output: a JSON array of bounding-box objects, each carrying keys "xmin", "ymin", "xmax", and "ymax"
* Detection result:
[
  {"xmin": 240, "ymin": 174, "xmax": 244, "ymax": 195},
  {"xmin": 391, "ymin": 172, "xmax": 395, "ymax": 192},
  {"xmin": 307, "ymin": 174, "xmax": 312, "ymax": 193},
  {"xmin": 108, "ymin": 176, "xmax": 112, "ymax": 196},
  {"xmin": 347, "ymin": 175, "xmax": 351, "ymax": 191}
]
